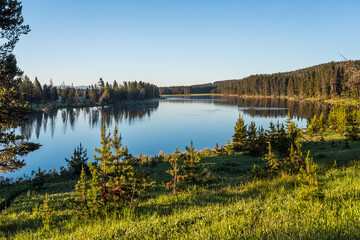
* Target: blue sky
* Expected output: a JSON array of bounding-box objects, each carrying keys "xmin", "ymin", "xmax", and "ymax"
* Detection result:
[{"xmin": 14, "ymin": 0, "xmax": 360, "ymax": 87}]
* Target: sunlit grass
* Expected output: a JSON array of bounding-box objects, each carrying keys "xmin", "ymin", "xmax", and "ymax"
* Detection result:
[{"xmin": 1, "ymin": 132, "xmax": 360, "ymax": 239}]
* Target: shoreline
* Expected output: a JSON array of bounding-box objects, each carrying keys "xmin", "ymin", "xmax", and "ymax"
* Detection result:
[{"xmin": 160, "ymin": 94, "xmax": 360, "ymax": 106}]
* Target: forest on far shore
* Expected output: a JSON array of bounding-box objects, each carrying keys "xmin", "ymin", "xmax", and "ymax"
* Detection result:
[{"xmin": 160, "ymin": 60, "xmax": 360, "ymax": 99}]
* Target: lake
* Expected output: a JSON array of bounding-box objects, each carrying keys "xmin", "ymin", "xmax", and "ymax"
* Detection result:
[{"xmin": 7, "ymin": 96, "xmax": 329, "ymax": 178}]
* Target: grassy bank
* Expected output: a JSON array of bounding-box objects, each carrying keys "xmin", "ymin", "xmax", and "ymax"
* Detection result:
[
  {"xmin": 161, "ymin": 93, "xmax": 360, "ymax": 106},
  {"xmin": 1, "ymin": 131, "xmax": 360, "ymax": 239},
  {"xmin": 161, "ymin": 93, "xmax": 224, "ymax": 97}
]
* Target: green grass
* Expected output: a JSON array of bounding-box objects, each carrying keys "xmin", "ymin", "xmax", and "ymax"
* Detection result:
[
  {"xmin": 1, "ymin": 132, "xmax": 360, "ymax": 239},
  {"xmin": 161, "ymin": 93, "xmax": 224, "ymax": 97},
  {"xmin": 324, "ymin": 98, "xmax": 360, "ymax": 106}
]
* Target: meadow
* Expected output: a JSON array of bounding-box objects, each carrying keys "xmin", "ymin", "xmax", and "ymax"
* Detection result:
[{"xmin": 1, "ymin": 130, "xmax": 360, "ymax": 239}]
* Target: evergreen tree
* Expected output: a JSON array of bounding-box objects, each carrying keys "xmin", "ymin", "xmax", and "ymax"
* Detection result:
[
  {"xmin": 86, "ymin": 162, "xmax": 103, "ymax": 215},
  {"xmin": 213, "ymin": 141, "xmax": 226, "ymax": 155},
  {"xmin": 65, "ymin": 143, "xmax": 89, "ymax": 175},
  {"xmin": 224, "ymin": 138, "xmax": 233, "ymax": 155},
  {"xmin": 245, "ymin": 121, "xmax": 259, "ymax": 156},
  {"xmin": 75, "ymin": 166, "xmax": 88, "ymax": 213},
  {"xmin": 33, "ymin": 77, "xmax": 42, "ymax": 105},
  {"xmin": 232, "ymin": 114, "xmax": 247, "ymax": 151},
  {"xmin": 297, "ymin": 151, "xmax": 323, "ymax": 204},
  {"xmin": 93, "ymin": 122, "xmax": 112, "ymax": 205},
  {"xmin": 263, "ymin": 142, "xmax": 280, "ymax": 178},
  {"xmin": 327, "ymin": 105, "xmax": 347, "ymax": 131},
  {"xmin": 166, "ymin": 147, "xmax": 183, "ymax": 195},
  {"xmin": 183, "ymin": 140, "xmax": 201, "ymax": 184},
  {"xmin": 345, "ymin": 109, "xmax": 360, "ymax": 141},
  {"xmin": 40, "ymin": 193, "xmax": 53, "ymax": 232},
  {"xmin": 0, "ymin": 2, "xmax": 40, "ymax": 174}
]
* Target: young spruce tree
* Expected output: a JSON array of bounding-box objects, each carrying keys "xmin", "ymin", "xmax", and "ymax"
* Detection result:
[
  {"xmin": 166, "ymin": 147, "xmax": 184, "ymax": 195},
  {"xmin": 183, "ymin": 140, "xmax": 201, "ymax": 184},
  {"xmin": 232, "ymin": 114, "xmax": 247, "ymax": 152},
  {"xmin": 65, "ymin": 143, "xmax": 89, "ymax": 175}
]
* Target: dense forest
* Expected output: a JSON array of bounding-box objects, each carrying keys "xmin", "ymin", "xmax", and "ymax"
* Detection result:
[
  {"xmin": 160, "ymin": 61, "xmax": 360, "ymax": 99},
  {"xmin": 18, "ymin": 76, "xmax": 160, "ymax": 106}
]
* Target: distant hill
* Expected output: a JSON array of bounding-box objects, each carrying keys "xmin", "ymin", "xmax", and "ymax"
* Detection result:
[{"xmin": 160, "ymin": 60, "xmax": 360, "ymax": 99}]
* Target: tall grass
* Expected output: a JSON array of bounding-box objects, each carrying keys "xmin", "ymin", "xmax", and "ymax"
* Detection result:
[{"xmin": 1, "ymin": 133, "xmax": 360, "ymax": 239}]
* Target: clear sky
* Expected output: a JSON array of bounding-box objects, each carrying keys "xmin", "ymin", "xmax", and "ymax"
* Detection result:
[{"xmin": 13, "ymin": 0, "xmax": 360, "ymax": 87}]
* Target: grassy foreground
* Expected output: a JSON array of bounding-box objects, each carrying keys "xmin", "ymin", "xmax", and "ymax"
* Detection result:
[{"xmin": 1, "ymin": 133, "xmax": 360, "ymax": 239}]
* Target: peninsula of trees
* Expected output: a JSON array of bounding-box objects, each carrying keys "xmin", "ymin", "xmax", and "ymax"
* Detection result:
[
  {"xmin": 19, "ymin": 77, "xmax": 160, "ymax": 107},
  {"xmin": 160, "ymin": 61, "xmax": 360, "ymax": 99}
]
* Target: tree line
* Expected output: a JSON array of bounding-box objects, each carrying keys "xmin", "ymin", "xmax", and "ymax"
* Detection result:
[
  {"xmin": 160, "ymin": 61, "xmax": 360, "ymax": 99},
  {"xmin": 18, "ymin": 77, "xmax": 160, "ymax": 106}
]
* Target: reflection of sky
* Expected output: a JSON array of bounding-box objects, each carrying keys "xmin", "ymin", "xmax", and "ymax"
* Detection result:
[{"xmin": 7, "ymin": 97, "xmax": 308, "ymax": 178}]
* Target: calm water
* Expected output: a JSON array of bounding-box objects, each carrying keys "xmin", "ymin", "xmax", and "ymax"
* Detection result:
[{"xmin": 7, "ymin": 96, "xmax": 329, "ymax": 178}]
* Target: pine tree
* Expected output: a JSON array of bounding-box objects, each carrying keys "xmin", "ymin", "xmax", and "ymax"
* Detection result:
[
  {"xmin": 297, "ymin": 151, "xmax": 323, "ymax": 204},
  {"xmin": 0, "ymin": 3, "xmax": 40, "ymax": 174},
  {"xmin": 327, "ymin": 105, "xmax": 347, "ymax": 131},
  {"xmin": 40, "ymin": 193, "xmax": 53, "ymax": 232},
  {"xmin": 87, "ymin": 162, "xmax": 103, "ymax": 215},
  {"xmin": 345, "ymin": 109, "xmax": 360, "ymax": 141},
  {"xmin": 183, "ymin": 140, "xmax": 201, "ymax": 184},
  {"xmin": 307, "ymin": 113, "xmax": 326, "ymax": 136},
  {"xmin": 84, "ymin": 124, "xmax": 151, "ymax": 213},
  {"xmin": 224, "ymin": 138, "xmax": 233, "ymax": 155},
  {"xmin": 166, "ymin": 147, "xmax": 184, "ymax": 195},
  {"xmin": 285, "ymin": 112, "xmax": 300, "ymax": 142},
  {"xmin": 107, "ymin": 125, "xmax": 136, "ymax": 203},
  {"xmin": 65, "ymin": 143, "xmax": 89, "ymax": 175},
  {"xmin": 232, "ymin": 114, "xmax": 247, "ymax": 151},
  {"xmin": 93, "ymin": 122, "xmax": 112, "ymax": 205},
  {"xmin": 33, "ymin": 77, "xmax": 42, "ymax": 105},
  {"xmin": 75, "ymin": 166, "xmax": 88, "ymax": 213},
  {"xmin": 263, "ymin": 142, "xmax": 280, "ymax": 177},
  {"xmin": 245, "ymin": 121, "xmax": 260, "ymax": 156}
]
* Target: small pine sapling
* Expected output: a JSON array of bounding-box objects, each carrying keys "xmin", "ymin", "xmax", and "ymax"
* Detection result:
[
  {"xmin": 307, "ymin": 113, "xmax": 326, "ymax": 136},
  {"xmin": 345, "ymin": 109, "xmax": 360, "ymax": 141},
  {"xmin": 183, "ymin": 140, "xmax": 202, "ymax": 185},
  {"xmin": 286, "ymin": 137, "xmax": 305, "ymax": 174},
  {"xmin": 297, "ymin": 151, "xmax": 323, "ymax": 204},
  {"xmin": 166, "ymin": 147, "xmax": 186, "ymax": 195},
  {"xmin": 75, "ymin": 165, "xmax": 88, "ymax": 214},
  {"xmin": 87, "ymin": 162, "xmax": 103, "ymax": 215},
  {"xmin": 65, "ymin": 143, "xmax": 89, "ymax": 175},
  {"xmin": 40, "ymin": 193, "xmax": 53, "ymax": 232},
  {"xmin": 327, "ymin": 105, "xmax": 347, "ymax": 132},
  {"xmin": 224, "ymin": 139, "xmax": 233, "ymax": 155},
  {"xmin": 93, "ymin": 122, "xmax": 112, "ymax": 205},
  {"xmin": 213, "ymin": 141, "xmax": 221, "ymax": 154},
  {"xmin": 232, "ymin": 114, "xmax": 247, "ymax": 152},
  {"xmin": 263, "ymin": 142, "xmax": 280, "ymax": 177}
]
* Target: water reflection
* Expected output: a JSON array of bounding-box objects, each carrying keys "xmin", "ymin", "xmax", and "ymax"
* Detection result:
[
  {"xmin": 166, "ymin": 96, "xmax": 331, "ymax": 120},
  {"xmin": 20, "ymin": 100, "xmax": 160, "ymax": 140}
]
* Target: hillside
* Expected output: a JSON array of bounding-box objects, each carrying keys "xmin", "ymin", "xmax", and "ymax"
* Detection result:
[
  {"xmin": 1, "ymin": 130, "xmax": 360, "ymax": 239},
  {"xmin": 160, "ymin": 60, "xmax": 360, "ymax": 99}
]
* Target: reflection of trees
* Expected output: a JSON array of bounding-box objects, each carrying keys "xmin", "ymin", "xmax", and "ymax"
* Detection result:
[
  {"xmin": 99, "ymin": 100, "xmax": 160, "ymax": 127},
  {"xmin": 166, "ymin": 96, "xmax": 331, "ymax": 120},
  {"xmin": 18, "ymin": 97, "xmax": 331, "ymax": 141},
  {"xmin": 19, "ymin": 100, "xmax": 160, "ymax": 140}
]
